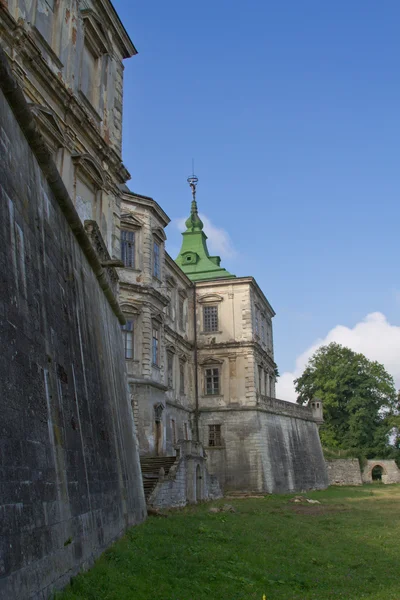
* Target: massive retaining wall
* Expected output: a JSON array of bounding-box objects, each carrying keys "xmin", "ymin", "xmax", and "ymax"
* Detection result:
[
  {"xmin": 0, "ymin": 50, "xmax": 146, "ymax": 600},
  {"xmin": 200, "ymin": 401, "xmax": 328, "ymax": 493},
  {"xmin": 326, "ymin": 459, "xmax": 363, "ymax": 486}
]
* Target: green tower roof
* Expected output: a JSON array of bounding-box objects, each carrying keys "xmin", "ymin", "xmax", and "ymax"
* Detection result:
[{"xmin": 175, "ymin": 175, "xmax": 235, "ymax": 282}]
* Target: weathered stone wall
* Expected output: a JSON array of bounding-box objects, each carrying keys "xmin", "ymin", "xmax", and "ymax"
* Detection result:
[
  {"xmin": 0, "ymin": 59, "xmax": 145, "ymax": 600},
  {"xmin": 362, "ymin": 460, "xmax": 400, "ymax": 484},
  {"xmin": 148, "ymin": 441, "xmax": 222, "ymax": 508},
  {"xmin": 326, "ymin": 459, "xmax": 363, "ymax": 486},
  {"xmin": 200, "ymin": 409, "xmax": 328, "ymax": 493}
]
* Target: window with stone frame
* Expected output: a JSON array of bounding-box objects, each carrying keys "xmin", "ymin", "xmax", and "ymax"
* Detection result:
[
  {"xmin": 79, "ymin": 13, "xmax": 109, "ymax": 114},
  {"xmin": 179, "ymin": 361, "xmax": 185, "ymax": 395},
  {"xmin": 153, "ymin": 240, "xmax": 161, "ymax": 279},
  {"xmin": 205, "ymin": 367, "xmax": 220, "ymax": 396},
  {"xmin": 73, "ymin": 155, "xmax": 104, "ymax": 228},
  {"xmin": 255, "ymin": 308, "xmax": 260, "ymax": 338},
  {"xmin": 34, "ymin": 0, "xmax": 57, "ymax": 50},
  {"xmin": 167, "ymin": 351, "xmax": 174, "ymax": 389},
  {"xmin": 264, "ymin": 370, "xmax": 269, "ymax": 395},
  {"xmin": 152, "ymin": 326, "xmax": 160, "ymax": 366},
  {"xmin": 184, "ymin": 422, "xmax": 189, "ymax": 440},
  {"xmin": 203, "ymin": 305, "xmax": 218, "ymax": 332},
  {"xmin": 171, "ymin": 419, "xmax": 176, "ymax": 446},
  {"xmin": 121, "ymin": 320, "xmax": 134, "ymax": 359},
  {"xmin": 258, "ymin": 365, "xmax": 263, "ymax": 393},
  {"xmin": 208, "ymin": 424, "xmax": 222, "ymax": 447},
  {"xmin": 178, "ymin": 296, "xmax": 185, "ymax": 331},
  {"xmin": 261, "ymin": 318, "xmax": 266, "ymax": 345},
  {"xmin": 121, "ymin": 229, "xmax": 135, "ymax": 268}
]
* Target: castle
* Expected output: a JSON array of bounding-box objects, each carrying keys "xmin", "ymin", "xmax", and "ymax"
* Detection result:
[
  {"xmin": 119, "ymin": 178, "xmax": 327, "ymax": 495},
  {"xmin": 0, "ymin": 1, "xmax": 326, "ymax": 598}
]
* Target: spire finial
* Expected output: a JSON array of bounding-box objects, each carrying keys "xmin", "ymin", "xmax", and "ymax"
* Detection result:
[
  {"xmin": 185, "ymin": 165, "xmax": 203, "ymax": 231},
  {"xmin": 187, "ymin": 160, "xmax": 198, "ymax": 202}
]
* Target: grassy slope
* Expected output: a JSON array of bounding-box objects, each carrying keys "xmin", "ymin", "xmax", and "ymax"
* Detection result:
[{"xmin": 57, "ymin": 485, "xmax": 400, "ymax": 600}]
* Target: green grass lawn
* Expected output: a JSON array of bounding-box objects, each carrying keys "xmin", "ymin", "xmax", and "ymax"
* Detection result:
[{"xmin": 57, "ymin": 485, "xmax": 400, "ymax": 600}]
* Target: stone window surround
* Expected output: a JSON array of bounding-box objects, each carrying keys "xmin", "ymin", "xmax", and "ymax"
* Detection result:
[
  {"xmin": 200, "ymin": 358, "xmax": 223, "ymax": 397},
  {"xmin": 121, "ymin": 319, "xmax": 134, "ymax": 359},
  {"xmin": 166, "ymin": 345, "xmax": 175, "ymax": 389},
  {"xmin": 152, "ymin": 228, "xmax": 166, "ymax": 282},
  {"xmin": 79, "ymin": 10, "xmax": 111, "ymax": 118},
  {"xmin": 198, "ymin": 293, "xmax": 223, "ymax": 335},
  {"xmin": 179, "ymin": 359, "xmax": 185, "ymax": 396},
  {"xmin": 207, "ymin": 424, "xmax": 223, "ymax": 448},
  {"xmin": 32, "ymin": 0, "xmax": 63, "ymax": 68},
  {"xmin": 72, "ymin": 154, "xmax": 105, "ymax": 226},
  {"xmin": 120, "ymin": 214, "xmax": 143, "ymax": 271},
  {"xmin": 121, "ymin": 305, "xmax": 141, "ymax": 362}
]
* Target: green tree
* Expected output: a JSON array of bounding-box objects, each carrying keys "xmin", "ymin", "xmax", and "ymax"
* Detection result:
[{"xmin": 295, "ymin": 342, "xmax": 398, "ymax": 457}]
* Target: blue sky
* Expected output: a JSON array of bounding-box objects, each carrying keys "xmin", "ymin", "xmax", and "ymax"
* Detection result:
[{"xmin": 113, "ymin": 0, "xmax": 400, "ymax": 395}]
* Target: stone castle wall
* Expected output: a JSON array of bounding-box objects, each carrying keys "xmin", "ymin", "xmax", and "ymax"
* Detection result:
[
  {"xmin": 200, "ymin": 409, "xmax": 328, "ymax": 493},
  {"xmin": 0, "ymin": 52, "xmax": 145, "ymax": 600},
  {"xmin": 326, "ymin": 459, "xmax": 363, "ymax": 486}
]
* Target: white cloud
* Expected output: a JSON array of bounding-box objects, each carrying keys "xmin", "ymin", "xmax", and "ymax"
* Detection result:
[
  {"xmin": 276, "ymin": 312, "xmax": 400, "ymax": 403},
  {"xmin": 174, "ymin": 214, "xmax": 236, "ymax": 259}
]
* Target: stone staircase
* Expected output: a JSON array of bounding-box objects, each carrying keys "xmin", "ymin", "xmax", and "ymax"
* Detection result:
[{"xmin": 140, "ymin": 456, "xmax": 177, "ymax": 502}]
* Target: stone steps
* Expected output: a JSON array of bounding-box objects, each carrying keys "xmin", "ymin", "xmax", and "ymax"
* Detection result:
[{"xmin": 140, "ymin": 456, "xmax": 177, "ymax": 500}]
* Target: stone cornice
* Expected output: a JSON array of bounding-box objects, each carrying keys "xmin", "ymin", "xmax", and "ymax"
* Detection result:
[
  {"xmin": 164, "ymin": 324, "xmax": 193, "ymax": 351},
  {"xmin": 97, "ymin": 0, "xmax": 137, "ymax": 58},
  {"xmin": 121, "ymin": 189, "xmax": 170, "ymax": 227},
  {"xmin": 119, "ymin": 282, "xmax": 170, "ymax": 307},
  {"xmin": 199, "ymin": 403, "xmax": 317, "ymax": 423}
]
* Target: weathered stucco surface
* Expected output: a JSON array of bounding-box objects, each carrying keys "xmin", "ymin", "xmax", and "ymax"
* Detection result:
[{"xmin": 0, "ymin": 65, "xmax": 145, "ymax": 600}]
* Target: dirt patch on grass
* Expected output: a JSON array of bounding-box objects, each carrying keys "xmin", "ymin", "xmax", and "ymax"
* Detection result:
[{"xmin": 290, "ymin": 503, "xmax": 349, "ymax": 516}]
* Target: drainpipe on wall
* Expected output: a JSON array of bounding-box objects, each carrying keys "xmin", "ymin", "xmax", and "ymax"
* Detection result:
[{"xmin": 193, "ymin": 282, "xmax": 200, "ymax": 442}]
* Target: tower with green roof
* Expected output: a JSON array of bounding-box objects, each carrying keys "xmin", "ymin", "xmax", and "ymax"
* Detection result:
[{"xmin": 175, "ymin": 175, "xmax": 236, "ymax": 281}]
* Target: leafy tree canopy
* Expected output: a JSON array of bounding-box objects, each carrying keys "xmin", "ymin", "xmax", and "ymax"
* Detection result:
[{"xmin": 295, "ymin": 342, "xmax": 399, "ymax": 458}]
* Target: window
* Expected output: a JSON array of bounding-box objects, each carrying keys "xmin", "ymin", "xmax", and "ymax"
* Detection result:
[
  {"xmin": 75, "ymin": 174, "xmax": 97, "ymax": 223},
  {"xmin": 121, "ymin": 320, "xmax": 134, "ymax": 359},
  {"xmin": 258, "ymin": 366, "xmax": 262, "ymax": 392},
  {"xmin": 208, "ymin": 424, "xmax": 222, "ymax": 447},
  {"xmin": 171, "ymin": 419, "xmax": 176, "ymax": 446},
  {"xmin": 184, "ymin": 422, "xmax": 189, "ymax": 440},
  {"xmin": 255, "ymin": 310, "xmax": 260, "ymax": 337},
  {"xmin": 203, "ymin": 306, "xmax": 218, "ymax": 332},
  {"xmin": 167, "ymin": 351, "xmax": 174, "ymax": 388},
  {"xmin": 264, "ymin": 370, "xmax": 269, "ymax": 395},
  {"xmin": 205, "ymin": 367, "xmax": 220, "ymax": 395},
  {"xmin": 35, "ymin": 0, "xmax": 56, "ymax": 47},
  {"xmin": 121, "ymin": 230, "xmax": 135, "ymax": 268},
  {"xmin": 153, "ymin": 241, "xmax": 161, "ymax": 279},
  {"xmin": 81, "ymin": 42, "xmax": 98, "ymax": 108},
  {"xmin": 152, "ymin": 327, "xmax": 159, "ymax": 365},
  {"xmin": 179, "ymin": 297, "xmax": 185, "ymax": 330},
  {"xmin": 261, "ymin": 319, "xmax": 266, "ymax": 345},
  {"xmin": 180, "ymin": 362, "xmax": 185, "ymax": 395}
]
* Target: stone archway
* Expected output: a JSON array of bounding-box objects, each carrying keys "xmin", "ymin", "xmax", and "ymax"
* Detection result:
[{"xmin": 371, "ymin": 464, "xmax": 385, "ymax": 481}]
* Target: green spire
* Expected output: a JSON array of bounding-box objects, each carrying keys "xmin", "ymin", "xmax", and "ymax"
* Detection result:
[
  {"xmin": 185, "ymin": 199, "xmax": 204, "ymax": 232},
  {"xmin": 175, "ymin": 174, "xmax": 235, "ymax": 282}
]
